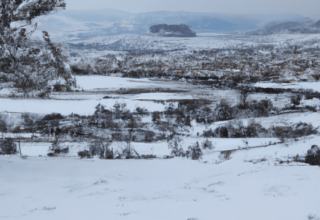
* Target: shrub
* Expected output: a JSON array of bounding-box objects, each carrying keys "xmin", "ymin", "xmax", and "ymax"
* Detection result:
[
  {"xmin": 203, "ymin": 120, "xmax": 267, "ymax": 138},
  {"xmin": 144, "ymin": 130, "xmax": 155, "ymax": 142},
  {"xmin": 42, "ymin": 113, "xmax": 64, "ymax": 121},
  {"xmin": 291, "ymin": 95, "xmax": 302, "ymax": 107},
  {"xmin": 164, "ymin": 103, "xmax": 176, "ymax": 121},
  {"xmin": 141, "ymin": 154, "xmax": 157, "ymax": 159},
  {"xmin": 293, "ymin": 122, "xmax": 318, "ymax": 137},
  {"xmin": 78, "ymin": 150, "xmax": 91, "ymax": 159},
  {"xmin": 202, "ymin": 128, "xmax": 216, "ymax": 138},
  {"xmin": 308, "ymin": 214, "xmax": 320, "ymax": 220},
  {"xmin": 272, "ymin": 122, "xmax": 317, "ymax": 139},
  {"xmin": 216, "ymin": 126, "xmax": 229, "ymax": 138},
  {"xmin": 48, "ymin": 137, "xmax": 69, "ymax": 155},
  {"xmin": 215, "ymin": 100, "xmax": 236, "ymax": 121},
  {"xmin": 187, "ymin": 142, "xmax": 202, "ymax": 160},
  {"xmin": 89, "ymin": 139, "xmax": 104, "ymax": 156},
  {"xmin": 53, "ymin": 82, "xmax": 71, "ymax": 92},
  {"xmin": 22, "ymin": 113, "xmax": 36, "ymax": 132},
  {"xmin": 0, "ymin": 119, "xmax": 7, "ymax": 133},
  {"xmin": 89, "ymin": 139, "xmax": 113, "ymax": 159},
  {"xmin": 168, "ymin": 136, "xmax": 185, "ymax": 157},
  {"xmin": 201, "ymin": 139, "xmax": 214, "ymax": 150},
  {"xmin": 0, "ymin": 139, "xmax": 17, "ymax": 155},
  {"xmin": 305, "ymin": 145, "xmax": 320, "ymax": 165},
  {"xmin": 113, "ymin": 102, "xmax": 131, "ymax": 120},
  {"xmin": 171, "ymin": 146, "xmax": 185, "ymax": 157},
  {"xmin": 71, "ymin": 65, "xmax": 89, "ymax": 75},
  {"xmin": 135, "ymin": 107, "xmax": 149, "ymax": 116},
  {"xmin": 305, "ymin": 105, "xmax": 317, "ymax": 112},
  {"xmin": 311, "ymin": 74, "xmax": 320, "ymax": 81},
  {"xmin": 239, "ymin": 99, "xmax": 276, "ymax": 118}
]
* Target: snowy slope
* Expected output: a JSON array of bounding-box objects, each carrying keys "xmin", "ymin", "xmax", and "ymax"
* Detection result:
[{"xmin": 1, "ymin": 148, "xmax": 320, "ymax": 220}]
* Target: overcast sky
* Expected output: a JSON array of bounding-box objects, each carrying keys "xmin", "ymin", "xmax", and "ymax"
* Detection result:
[{"xmin": 66, "ymin": 0, "xmax": 319, "ymax": 17}]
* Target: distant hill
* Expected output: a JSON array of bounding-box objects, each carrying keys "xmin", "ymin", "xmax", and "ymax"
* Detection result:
[
  {"xmin": 35, "ymin": 9, "xmax": 307, "ymax": 41},
  {"xmin": 149, "ymin": 24, "xmax": 196, "ymax": 37},
  {"xmin": 313, "ymin": 20, "xmax": 320, "ymax": 28},
  {"xmin": 249, "ymin": 19, "xmax": 320, "ymax": 35}
]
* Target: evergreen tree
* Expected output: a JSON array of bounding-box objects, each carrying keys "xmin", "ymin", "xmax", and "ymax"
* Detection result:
[{"xmin": 0, "ymin": 0, "xmax": 75, "ymax": 97}]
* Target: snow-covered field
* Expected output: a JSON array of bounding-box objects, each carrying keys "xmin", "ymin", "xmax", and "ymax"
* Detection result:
[
  {"xmin": 2, "ymin": 32, "xmax": 320, "ymax": 220},
  {"xmin": 1, "ymin": 142, "xmax": 320, "ymax": 220},
  {"xmin": 0, "ymin": 97, "xmax": 168, "ymax": 115},
  {"xmin": 76, "ymin": 76, "xmax": 177, "ymax": 90}
]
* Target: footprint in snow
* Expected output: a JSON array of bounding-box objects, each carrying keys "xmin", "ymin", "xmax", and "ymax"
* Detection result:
[
  {"xmin": 42, "ymin": 206, "xmax": 56, "ymax": 211},
  {"xmin": 263, "ymin": 184, "xmax": 296, "ymax": 197}
]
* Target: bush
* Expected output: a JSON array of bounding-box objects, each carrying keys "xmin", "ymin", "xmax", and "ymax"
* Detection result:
[
  {"xmin": 0, "ymin": 139, "xmax": 17, "ymax": 155},
  {"xmin": 305, "ymin": 145, "xmax": 320, "ymax": 165},
  {"xmin": 202, "ymin": 128, "xmax": 216, "ymax": 138},
  {"xmin": 291, "ymin": 95, "xmax": 302, "ymax": 106},
  {"xmin": 311, "ymin": 74, "xmax": 320, "ymax": 81},
  {"xmin": 144, "ymin": 130, "xmax": 155, "ymax": 142},
  {"xmin": 215, "ymin": 126, "xmax": 229, "ymax": 138},
  {"xmin": 168, "ymin": 136, "xmax": 185, "ymax": 157},
  {"xmin": 215, "ymin": 100, "xmax": 236, "ymax": 121},
  {"xmin": 89, "ymin": 139, "xmax": 104, "ymax": 156},
  {"xmin": 238, "ymin": 99, "xmax": 276, "ymax": 118},
  {"xmin": 78, "ymin": 150, "xmax": 91, "ymax": 159},
  {"xmin": 0, "ymin": 119, "xmax": 7, "ymax": 133},
  {"xmin": 71, "ymin": 65, "xmax": 89, "ymax": 75},
  {"xmin": 201, "ymin": 139, "xmax": 214, "ymax": 150},
  {"xmin": 152, "ymin": 111, "xmax": 162, "ymax": 124},
  {"xmin": 272, "ymin": 122, "xmax": 318, "ymax": 140},
  {"xmin": 141, "ymin": 154, "xmax": 157, "ymax": 159},
  {"xmin": 48, "ymin": 137, "xmax": 69, "ymax": 156},
  {"xmin": 203, "ymin": 120, "xmax": 267, "ymax": 138},
  {"xmin": 22, "ymin": 113, "xmax": 35, "ymax": 132},
  {"xmin": 53, "ymin": 83, "xmax": 71, "ymax": 92},
  {"xmin": 89, "ymin": 139, "xmax": 113, "ymax": 159},
  {"xmin": 171, "ymin": 146, "xmax": 185, "ymax": 157},
  {"xmin": 50, "ymin": 147, "xmax": 69, "ymax": 155},
  {"xmin": 187, "ymin": 142, "xmax": 202, "ymax": 160},
  {"xmin": 11, "ymin": 126, "xmax": 22, "ymax": 133},
  {"xmin": 47, "ymin": 152, "xmax": 56, "ymax": 157},
  {"xmin": 42, "ymin": 113, "xmax": 64, "ymax": 121},
  {"xmin": 135, "ymin": 107, "xmax": 149, "ymax": 116}
]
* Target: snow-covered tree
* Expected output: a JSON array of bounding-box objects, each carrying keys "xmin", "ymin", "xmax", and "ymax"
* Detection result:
[{"xmin": 0, "ymin": 0, "xmax": 76, "ymax": 97}]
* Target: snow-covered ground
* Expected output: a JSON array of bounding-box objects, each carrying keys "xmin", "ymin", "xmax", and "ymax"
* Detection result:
[
  {"xmin": 76, "ymin": 76, "xmax": 177, "ymax": 90},
  {"xmin": 1, "ymin": 139, "xmax": 320, "ymax": 220},
  {"xmin": 2, "ymin": 32, "xmax": 320, "ymax": 220},
  {"xmin": 0, "ymin": 98, "xmax": 166, "ymax": 115}
]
